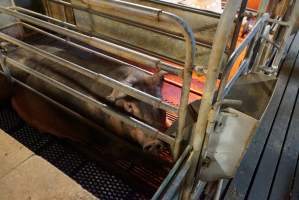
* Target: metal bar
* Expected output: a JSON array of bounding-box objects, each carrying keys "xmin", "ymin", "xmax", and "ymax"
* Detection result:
[
  {"xmin": 228, "ymin": 0, "xmax": 248, "ymax": 56},
  {"xmin": 162, "ymin": 151, "xmax": 193, "ymax": 200},
  {"xmin": 0, "ymin": 22, "xmax": 18, "ymax": 31},
  {"xmin": 48, "ymin": 0, "xmax": 213, "ymax": 49},
  {"xmin": 162, "ymin": 12, "xmax": 196, "ymax": 160},
  {"xmin": 46, "ymin": 0, "xmax": 196, "ymax": 157},
  {"xmin": 21, "ymin": 23, "xmax": 151, "ymax": 78},
  {"xmin": 268, "ymin": 18, "xmax": 290, "ymax": 26},
  {"xmin": 182, "ymin": 1, "xmax": 242, "ymax": 199},
  {"xmin": 213, "ymin": 179, "xmax": 223, "ymax": 200},
  {"xmin": 257, "ymin": 0, "xmax": 270, "ymax": 18},
  {"xmin": 217, "ymin": 14, "xmax": 269, "ymax": 102},
  {"xmin": 151, "ymin": 145, "xmax": 191, "ymax": 200},
  {"xmin": 0, "ymin": 6, "xmax": 182, "ymax": 75},
  {"xmin": 0, "ymin": 32, "xmax": 178, "ymax": 114},
  {"xmin": 22, "ymin": 22, "xmax": 198, "ymax": 100},
  {"xmin": 1, "ymin": 1, "xmax": 196, "ymax": 158},
  {"xmin": 191, "ymin": 180, "xmax": 206, "ymax": 200},
  {"xmin": 272, "ymin": 0, "xmax": 299, "ymax": 70},
  {"xmin": 5, "ymin": 56, "xmax": 175, "ymax": 145},
  {"xmin": 223, "ymin": 59, "xmax": 249, "ymax": 97},
  {"xmin": 252, "ymin": 24, "xmax": 271, "ymax": 71},
  {"xmin": 15, "ymin": 6, "xmax": 77, "ymax": 30}
]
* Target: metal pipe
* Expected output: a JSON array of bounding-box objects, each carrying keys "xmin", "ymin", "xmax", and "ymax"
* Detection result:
[
  {"xmin": 228, "ymin": 0, "xmax": 248, "ymax": 56},
  {"xmin": 213, "ymin": 179, "xmax": 223, "ymax": 200},
  {"xmin": 21, "ymin": 23, "xmax": 151, "ymax": 80},
  {"xmin": 45, "ymin": 0, "xmax": 196, "ymax": 159},
  {"xmin": 39, "ymin": 0, "xmax": 196, "ymax": 159},
  {"xmin": 6, "ymin": 57, "xmax": 175, "ymax": 145},
  {"xmin": 0, "ymin": 6, "xmax": 182, "ymax": 75},
  {"xmin": 1, "ymin": 1, "xmax": 196, "ymax": 159},
  {"xmin": 223, "ymin": 59, "xmax": 249, "ymax": 97},
  {"xmin": 268, "ymin": 18, "xmax": 290, "ymax": 26},
  {"xmin": 48, "ymin": 0, "xmax": 213, "ymax": 50},
  {"xmin": 272, "ymin": 0, "xmax": 299, "ymax": 70},
  {"xmin": 182, "ymin": 1, "xmax": 242, "ymax": 198},
  {"xmin": 78, "ymin": 0, "xmax": 163, "ymax": 22},
  {"xmin": 161, "ymin": 13, "xmax": 196, "ymax": 160},
  {"xmin": 0, "ymin": 32, "xmax": 178, "ymax": 114},
  {"xmin": 217, "ymin": 14, "xmax": 269, "ymax": 102},
  {"xmin": 162, "ymin": 151, "xmax": 193, "ymax": 200},
  {"xmin": 15, "ymin": 6, "xmax": 77, "ymax": 30},
  {"xmin": 151, "ymin": 145, "xmax": 191, "ymax": 200},
  {"xmin": 252, "ymin": 24, "xmax": 271, "ymax": 71},
  {"xmin": 257, "ymin": 0, "xmax": 270, "ymax": 18},
  {"xmin": 0, "ymin": 22, "xmax": 19, "ymax": 31}
]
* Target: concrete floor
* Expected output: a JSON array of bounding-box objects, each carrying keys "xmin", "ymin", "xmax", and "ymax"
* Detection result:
[{"xmin": 0, "ymin": 129, "xmax": 98, "ymax": 200}]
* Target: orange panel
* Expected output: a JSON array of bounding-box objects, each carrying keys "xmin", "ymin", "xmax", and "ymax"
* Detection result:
[{"xmin": 247, "ymin": 0, "xmax": 261, "ymax": 10}]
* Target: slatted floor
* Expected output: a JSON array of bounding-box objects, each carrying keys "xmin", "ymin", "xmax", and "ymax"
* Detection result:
[{"xmin": 221, "ymin": 32, "xmax": 299, "ymax": 200}]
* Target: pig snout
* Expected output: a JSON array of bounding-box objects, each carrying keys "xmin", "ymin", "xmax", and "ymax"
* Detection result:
[{"xmin": 143, "ymin": 140, "xmax": 164, "ymax": 155}]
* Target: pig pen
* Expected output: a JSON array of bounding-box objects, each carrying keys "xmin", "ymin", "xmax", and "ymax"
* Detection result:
[{"xmin": 0, "ymin": 0, "xmax": 294, "ymax": 199}]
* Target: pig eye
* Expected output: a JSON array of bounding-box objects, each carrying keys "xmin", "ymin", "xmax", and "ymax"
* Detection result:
[{"xmin": 127, "ymin": 103, "xmax": 134, "ymax": 113}]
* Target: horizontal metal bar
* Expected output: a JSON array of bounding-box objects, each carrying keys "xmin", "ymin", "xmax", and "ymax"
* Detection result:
[
  {"xmin": 0, "ymin": 32, "xmax": 178, "ymax": 114},
  {"xmin": 0, "ymin": 6, "xmax": 182, "ymax": 75},
  {"xmin": 268, "ymin": 18, "xmax": 290, "ymax": 27},
  {"xmin": 6, "ymin": 57, "xmax": 175, "ymax": 145},
  {"xmin": 20, "ymin": 22, "xmax": 151, "ymax": 75},
  {"xmin": 152, "ymin": 145, "xmax": 192, "ymax": 200},
  {"xmin": 0, "ymin": 22, "xmax": 19, "ymax": 31},
  {"xmin": 15, "ymin": 6, "xmax": 76, "ymax": 30},
  {"xmin": 48, "ymin": 0, "xmax": 213, "ymax": 50}
]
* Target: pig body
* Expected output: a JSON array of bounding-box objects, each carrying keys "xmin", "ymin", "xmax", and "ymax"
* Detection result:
[{"xmin": 6, "ymin": 40, "xmax": 167, "ymax": 154}]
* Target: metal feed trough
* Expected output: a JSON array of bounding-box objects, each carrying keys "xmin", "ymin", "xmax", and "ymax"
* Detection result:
[{"xmin": 0, "ymin": 0, "xmax": 298, "ymax": 199}]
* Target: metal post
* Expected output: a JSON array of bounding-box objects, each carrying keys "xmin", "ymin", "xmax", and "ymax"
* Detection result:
[
  {"xmin": 151, "ymin": 145, "xmax": 191, "ymax": 200},
  {"xmin": 272, "ymin": 0, "xmax": 299, "ymax": 70},
  {"xmin": 181, "ymin": 1, "xmax": 242, "ymax": 198},
  {"xmin": 228, "ymin": 0, "xmax": 248, "ymax": 56}
]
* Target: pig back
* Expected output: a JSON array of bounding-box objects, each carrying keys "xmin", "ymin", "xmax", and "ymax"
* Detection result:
[{"xmin": 8, "ymin": 42, "xmax": 150, "ymax": 132}]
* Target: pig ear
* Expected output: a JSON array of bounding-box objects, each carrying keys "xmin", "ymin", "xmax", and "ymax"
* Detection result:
[{"xmin": 146, "ymin": 71, "xmax": 167, "ymax": 86}]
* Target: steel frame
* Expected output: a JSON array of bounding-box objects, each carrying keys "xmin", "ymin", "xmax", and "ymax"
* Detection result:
[{"xmin": 1, "ymin": 0, "xmax": 298, "ymax": 199}]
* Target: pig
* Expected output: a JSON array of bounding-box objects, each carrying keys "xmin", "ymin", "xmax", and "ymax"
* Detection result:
[{"xmin": 4, "ymin": 40, "xmax": 168, "ymax": 154}]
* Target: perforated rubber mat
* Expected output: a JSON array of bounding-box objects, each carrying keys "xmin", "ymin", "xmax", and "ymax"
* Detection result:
[{"xmin": 0, "ymin": 103, "xmax": 168, "ymax": 199}]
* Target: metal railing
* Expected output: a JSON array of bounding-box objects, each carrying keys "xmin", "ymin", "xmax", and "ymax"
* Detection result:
[{"xmin": 0, "ymin": 0, "xmax": 196, "ymax": 160}]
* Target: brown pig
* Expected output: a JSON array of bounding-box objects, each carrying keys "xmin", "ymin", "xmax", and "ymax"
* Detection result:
[{"xmin": 4, "ymin": 41, "xmax": 168, "ymax": 154}]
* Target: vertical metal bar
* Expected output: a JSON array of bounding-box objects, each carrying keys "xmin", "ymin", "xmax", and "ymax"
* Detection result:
[
  {"xmin": 161, "ymin": 13, "xmax": 196, "ymax": 161},
  {"xmin": 257, "ymin": 0, "xmax": 271, "ymax": 18},
  {"xmin": 272, "ymin": 0, "xmax": 299, "ymax": 70},
  {"xmin": 213, "ymin": 179, "xmax": 223, "ymax": 200},
  {"xmin": 181, "ymin": 1, "xmax": 242, "ymax": 199},
  {"xmin": 252, "ymin": 24, "xmax": 271, "ymax": 71},
  {"xmin": 228, "ymin": 0, "xmax": 248, "ymax": 56},
  {"xmin": 151, "ymin": 145, "xmax": 191, "ymax": 200}
]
